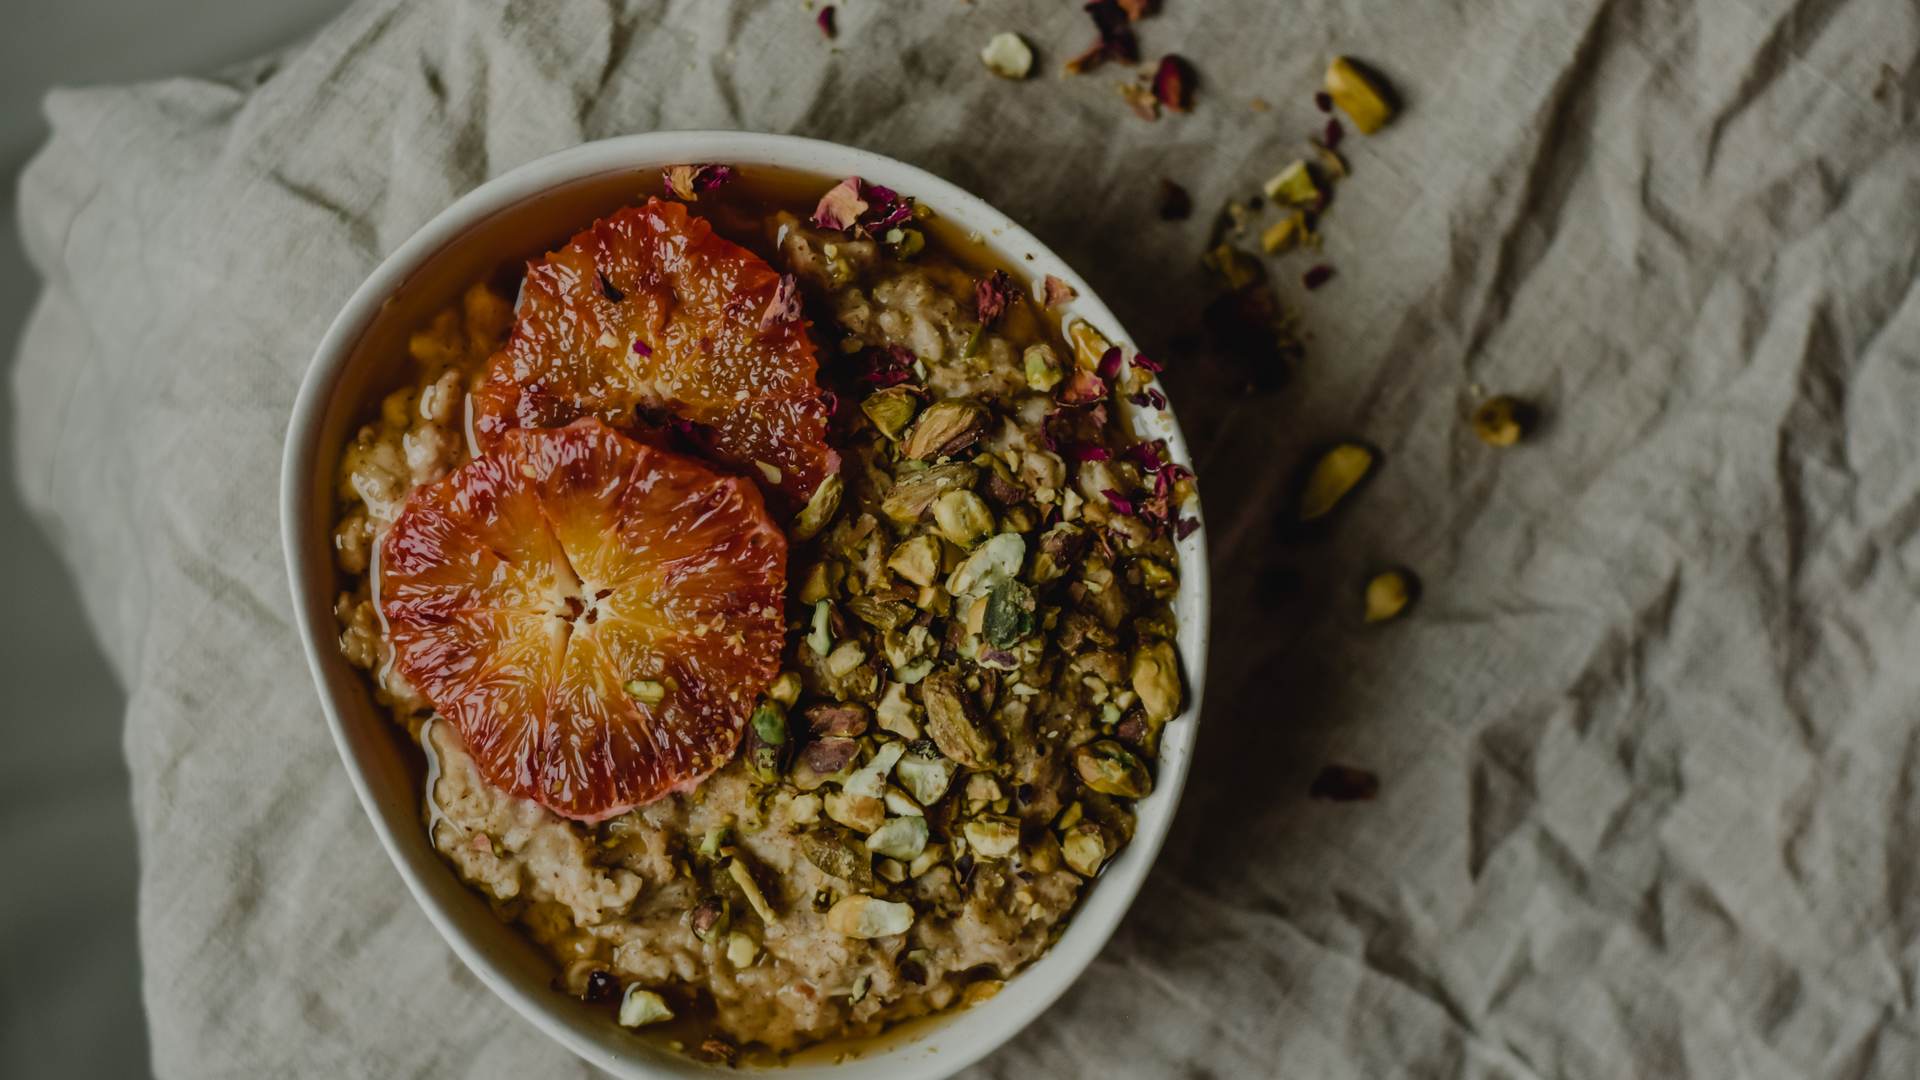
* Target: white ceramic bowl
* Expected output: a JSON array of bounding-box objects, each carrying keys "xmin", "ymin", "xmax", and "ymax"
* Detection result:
[{"xmin": 281, "ymin": 132, "xmax": 1210, "ymax": 1079}]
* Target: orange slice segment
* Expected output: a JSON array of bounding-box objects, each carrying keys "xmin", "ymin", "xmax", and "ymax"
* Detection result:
[
  {"xmin": 380, "ymin": 419, "xmax": 787, "ymax": 821},
  {"xmin": 471, "ymin": 198, "xmax": 835, "ymax": 500}
]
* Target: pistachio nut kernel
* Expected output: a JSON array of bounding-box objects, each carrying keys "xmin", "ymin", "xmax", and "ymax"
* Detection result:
[
  {"xmin": 843, "ymin": 741, "xmax": 907, "ymax": 799},
  {"xmin": 876, "ymin": 681, "xmax": 924, "ymax": 739},
  {"xmin": 964, "ymin": 815, "xmax": 1022, "ymax": 859},
  {"xmin": 865, "ymin": 814, "xmax": 930, "ymax": 861},
  {"xmin": 887, "ymin": 534, "xmax": 945, "ymax": 588},
  {"xmin": 825, "ymin": 790, "xmax": 887, "ymax": 835},
  {"xmin": 767, "ymin": 671, "xmax": 803, "ymax": 707},
  {"xmin": 825, "ymin": 640, "xmax": 868, "ymax": 678},
  {"xmin": 1364, "ymin": 568, "xmax": 1416, "ymax": 622},
  {"xmin": 882, "ymin": 462, "xmax": 978, "ymax": 524},
  {"xmin": 920, "ymin": 669, "xmax": 997, "ymax": 769},
  {"xmin": 793, "ymin": 473, "xmax": 844, "ymax": 541},
  {"xmin": 947, "ymin": 532, "xmax": 1025, "ymax": 598},
  {"xmin": 1261, "ymin": 211, "xmax": 1306, "ymax": 254},
  {"xmin": 1471, "ymin": 395, "xmax": 1530, "ymax": 447},
  {"xmin": 1326, "ymin": 55, "xmax": 1394, "ymax": 134},
  {"xmin": 961, "ymin": 980, "xmax": 1005, "ymax": 1007},
  {"xmin": 1129, "ymin": 639, "xmax": 1182, "ymax": 724},
  {"xmin": 618, "ymin": 986, "xmax": 675, "ymax": 1028},
  {"xmin": 1072, "ymin": 739, "xmax": 1153, "ymax": 798},
  {"xmin": 894, "ymin": 749, "xmax": 955, "ymax": 805},
  {"xmin": 902, "ymin": 400, "xmax": 990, "ymax": 461},
  {"xmin": 1029, "ymin": 523, "xmax": 1086, "ymax": 584},
  {"xmin": 1263, "ymin": 160, "xmax": 1322, "ymax": 206},
  {"xmin": 1297, "ymin": 443, "xmax": 1374, "ymax": 522},
  {"xmin": 727, "ymin": 857, "xmax": 778, "ymax": 923},
  {"xmin": 1023, "ymin": 343, "xmax": 1064, "ymax": 392},
  {"xmin": 725, "ymin": 931, "xmax": 760, "ymax": 968},
  {"xmin": 825, "ymin": 894, "xmax": 916, "ymax": 939},
  {"xmin": 980, "ymin": 31, "xmax": 1034, "ymax": 79},
  {"xmin": 1061, "ymin": 822, "xmax": 1109, "ymax": 877},
  {"xmin": 933, "ymin": 489, "xmax": 996, "ymax": 547},
  {"xmin": 862, "ymin": 387, "xmax": 920, "ymax": 440},
  {"xmin": 691, "ymin": 895, "xmax": 731, "ymax": 942}
]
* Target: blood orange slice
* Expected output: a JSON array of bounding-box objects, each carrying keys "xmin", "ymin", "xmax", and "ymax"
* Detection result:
[
  {"xmin": 471, "ymin": 198, "xmax": 835, "ymax": 500},
  {"xmin": 380, "ymin": 419, "xmax": 787, "ymax": 821}
]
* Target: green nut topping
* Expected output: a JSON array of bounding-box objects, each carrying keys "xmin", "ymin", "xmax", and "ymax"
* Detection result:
[
  {"xmin": 932, "ymin": 489, "xmax": 995, "ymax": 547},
  {"xmin": 1072, "ymin": 739, "xmax": 1152, "ymax": 798},
  {"xmin": 1129, "ymin": 640, "xmax": 1182, "ymax": 724},
  {"xmin": 1023, "ymin": 343, "xmax": 1064, "ymax": 392},
  {"xmin": 902, "ymin": 400, "xmax": 990, "ymax": 461},
  {"xmin": 624, "ymin": 679, "xmax": 666, "ymax": 705},
  {"xmin": 887, "ymin": 535, "xmax": 945, "ymax": 587},
  {"xmin": 793, "ymin": 473, "xmax": 844, "ymax": 541},
  {"xmin": 882, "ymin": 463, "xmax": 978, "ymax": 525},
  {"xmin": 807, "ymin": 600, "xmax": 833, "ymax": 656},
  {"xmin": 963, "ymin": 815, "xmax": 1021, "ymax": 860},
  {"xmin": 1061, "ymin": 823, "xmax": 1108, "ymax": 877},
  {"xmin": 920, "ymin": 669, "xmax": 996, "ymax": 769},
  {"xmin": 750, "ymin": 702, "xmax": 788, "ymax": 746},
  {"xmin": 865, "ymin": 815, "xmax": 930, "ymax": 861},
  {"xmin": 862, "ymin": 387, "xmax": 920, "ymax": 440}
]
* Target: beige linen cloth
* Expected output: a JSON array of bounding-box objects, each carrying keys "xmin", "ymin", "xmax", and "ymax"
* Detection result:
[{"xmin": 13, "ymin": 0, "xmax": 1920, "ymax": 1075}]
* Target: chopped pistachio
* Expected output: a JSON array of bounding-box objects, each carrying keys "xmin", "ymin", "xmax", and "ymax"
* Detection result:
[
  {"xmin": 727, "ymin": 858, "xmax": 778, "ymax": 923},
  {"xmin": 1471, "ymin": 395, "xmax": 1531, "ymax": 447},
  {"xmin": 1325, "ymin": 56, "xmax": 1394, "ymax": 134},
  {"xmin": 788, "ymin": 792, "xmax": 822, "ymax": 824},
  {"xmin": 1203, "ymin": 243, "xmax": 1264, "ymax": 289},
  {"xmin": 1260, "ymin": 212, "xmax": 1306, "ymax": 254},
  {"xmin": 887, "ymin": 535, "xmax": 945, "ymax": 587},
  {"xmin": 807, "ymin": 600, "xmax": 833, "ymax": 655},
  {"xmin": 825, "ymin": 790, "xmax": 887, "ymax": 834},
  {"xmin": 750, "ymin": 702, "xmax": 788, "ymax": 746},
  {"xmin": 947, "ymin": 532, "xmax": 1025, "ymax": 598},
  {"xmin": 825, "ymin": 894, "xmax": 916, "ymax": 939},
  {"xmin": 725, "ymin": 930, "xmax": 759, "ymax": 968},
  {"xmin": 862, "ymin": 387, "xmax": 920, "ymax": 440},
  {"xmin": 825, "ymin": 640, "xmax": 868, "ymax": 678},
  {"xmin": 843, "ymin": 741, "xmax": 907, "ymax": 799},
  {"xmin": 1313, "ymin": 141, "xmax": 1349, "ymax": 179},
  {"xmin": 909, "ymin": 843, "xmax": 946, "ymax": 878},
  {"xmin": 755, "ymin": 460, "xmax": 784, "ymax": 485},
  {"xmin": 1364, "ymin": 568, "xmax": 1416, "ymax": 622},
  {"xmin": 964, "ymin": 773, "xmax": 1003, "ymax": 805},
  {"xmin": 618, "ymin": 986, "xmax": 675, "ymax": 1027},
  {"xmin": 767, "ymin": 672, "xmax": 802, "ymax": 707},
  {"xmin": 849, "ymin": 973, "xmax": 871, "ymax": 1003},
  {"xmin": 982, "ymin": 579, "xmax": 1036, "ymax": 648},
  {"xmin": 963, "ymin": 815, "xmax": 1021, "ymax": 859},
  {"xmin": 624, "ymin": 679, "xmax": 666, "ymax": 705},
  {"xmin": 883, "ymin": 784, "xmax": 922, "ymax": 817},
  {"xmin": 980, "ymin": 31, "xmax": 1034, "ymax": 79},
  {"xmin": 961, "ymin": 980, "xmax": 1005, "ymax": 1007},
  {"xmin": 1061, "ymin": 822, "xmax": 1109, "ymax": 876},
  {"xmin": 875, "ymin": 857, "xmax": 908, "ymax": 883},
  {"xmin": 933, "ymin": 490, "xmax": 996, "ymax": 547},
  {"xmin": 866, "ymin": 814, "xmax": 930, "ymax": 860},
  {"xmin": 882, "ymin": 462, "xmax": 978, "ymax": 525},
  {"xmin": 800, "ymin": 829, "xmax": 872, "ymax": 884},
  {"xmin": 876, "ymin": 681, "xmax": 924, "ymax": 739},
  {"xmin": 1129, "ymin": 639, "xmax": 1182, "ymax": 724},
  {"xmin": 1073, "ymin": 739, "xmax": 1153, "ymax": 798},
  {"xmin": 1296, "ymin": 443, "xmax": 1374, "ymax": 521},
  {"xmin": 1023, "ymin": 343, "xmax": 1064, "ymax": 392},
  {"xmin": 894, "ymin": 751, "xmax": 954, "ymax": 805},
  {"xmin": 793, "ymin": 473, "xmax": 844, "ymax": 541},
  {"xmin": 1068, "ymin": 320, "xmax": 1114, "ymax": 371},
  {"xmin": 1263, "ymin": 160, "xmax": 1322, "ymax": 206},
  {"xmin": 1056, "ymin": 800, "xmax": 1085, "ymax": 831},
  {"xmin": 921, "ymin": 670, "xmax": 997, "ymax": 769},
  {"xmin": 797, "ymin": 560, "xmax": 837, "ymax": 604},
  {"xmin": 903, "ymin": 400, "xmax": 990, "ymax": 461},
  {"xmin": 691, "ymin": 895, "xmax": 730, "ymax": 942}
]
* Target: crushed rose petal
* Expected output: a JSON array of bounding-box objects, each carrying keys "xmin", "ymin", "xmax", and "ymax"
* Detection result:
[
  {"xmin": 1058, "ymin": 369, "xmax": 1109, "ymax": 405},
  {"xmin": 1303, "ymin": 264, "xmax": 1336, "ymax": 290},
  {"xmin": 1175, "ymin": 514, "xmax": 1201, "ymax": 539},
  {"xmin": 1324, "ymin": 118, "xmax": 1345, "ymax": 149},
  {"xmin": 817, "ymin": 6, "xmax": 835, "ymax": 38},
  {"xmin": 1103, "ymin": 489, "xmax": 1138, "ymax": 516},
  {"xmin": 856, "ymin": 344, "xmax": 916, "ymax": 387},
  {"xmin": 1042, "ymin": 274, "xmax": 1078, "ymax": 309},
  {"xmin": 1095, "ymin": 346, "xmax": 1124, "ymax": 381},
  {"xmin": 661, "ymin": 163, "xmax": 734, "ymax": 201},
  {"xmin": 976, "ymin": 270, "xmax": 1017, "ymax": 326},
  {"xmin": 1131, "ymin": 353, "xmax": 1163, "ymax": 373},
  {"xmin": 1152, "ymin": 56, "xmax": 1195, "ymax": 111},
  {"xmin": 812, "ymin": 177, "xmax": 869, "ymax": 231},
  {"xmin": 1067, "ymin": 444, "xmax": 1112, "ymax": 462},
  {"xmin": 1121, "ymin": 81, "xmax": 1160, "ymax": 121},
  {"xmin": 1067, "ymin": 0, "xmax": 1139, "ymax": 72},
  {"xmin": 1314, "ymin": 91, "xmax": 1333, "ymax": 113},
  {"xmin": 759, "ymin": 274, "xmax": 802, "ymax": 333},
  {"xmin": 632, "ymin": 339, "xmax": 652, "ymax": 356},
  {"xmin": 859, "ymin": 183, "xmax": 914, "ymax": 233}
]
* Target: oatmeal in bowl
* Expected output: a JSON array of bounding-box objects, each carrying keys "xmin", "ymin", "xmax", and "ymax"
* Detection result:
[{"xmin": 284, "ymin": 134, "xmax": 1207, "ymax": 1078}]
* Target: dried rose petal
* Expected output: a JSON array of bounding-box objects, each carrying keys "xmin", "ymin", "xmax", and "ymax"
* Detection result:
[
  {"xmin": 1174, "ymin": 515, "xmax": 1201, "ymax": 540},
  {"xmin": 1303, "ymin": 264, "xmax": 1336, "ymax": 290},
  {"xmin": 1157, "ymin": 179, "xmax": 1192, "ymax": 221},
  {"xmin": 1067, "ymin": 444, "xmax": 1112, "ymax": 462},
  {"xmin": 812, "ymin": 177, "xmax": 869, "ymax": 231},
  {"xmin": 976, "ymin": 270, "xmax": 1017, "ymax": 326},
  {"xmin": 817, "ymin": 5, "xmax": 836, "ymax": 38},
  {"xmin": 1309, "ymin": 764, "xmax": 1379, "ymax": 801},
  {"xmin": 1131, "ymin": 353, "xmax": 1163, "ymax": 373},
  {"xmin": 759, "ymin": 274, "xmax": 802, "ymax": 333},
  {"xmin": 859, "ymin": 183, "xmax": 914, "ymax": 233},
  {"xmin": 1103, "ymin": 489, "xmax": 1138, "ymax": 516},
  {"xmin": 1095, "ymin": 346, "xmax": 1124, "ymax": 381},
  {"xmin": 661, "ymin": 163, "xmax": 734, "ymax": 201},
  {"xmin": 1324, "ymin": 118, "xmax": 1345, "ymax": 149},
  {"xmin": 1058, "ymin": 369, "xmax": 1108, "ymax": 405},
  {"xmin": 1314, "ymin": 91, "xmax": 1333, "ymax": 113},
  {"xmin": 1125, "ymin": 440, "xmax": 1166, "ymax": 471},
  {"xmin": 632, "ymin": 339, "xmax": 652, "ymax": 357},
  {"xmin": 1085, "ymin": 1, "xmax": 1138, "ymax": 60},
  {"xmin": 1043, "ymin": 275, "xmax": 1078, "ymax": 309},
  {"xmin": 856, "ymin": 344, "xmax": 916, "ymax": 387},
  {"xmin": 1152, "ymin": 56, "xmax": 1195, "ymax": 112}
]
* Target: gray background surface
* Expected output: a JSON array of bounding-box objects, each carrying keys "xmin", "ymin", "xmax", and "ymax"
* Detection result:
[{"xmin": 1, "ymin": 4, "xmax": 344, "ymax": 1076}]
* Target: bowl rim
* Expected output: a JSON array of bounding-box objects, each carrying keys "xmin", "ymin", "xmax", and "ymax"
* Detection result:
[{"xmin": 280, "ymin": 130, "xmax": 1211, "ymax": 1079}]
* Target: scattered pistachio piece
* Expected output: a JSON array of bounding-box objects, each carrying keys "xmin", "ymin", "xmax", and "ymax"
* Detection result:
[
  {"xmin": 691, "ymin": 895, "xmax": 730, "ymax": 942},
  {"xmin": 1260, "ymin": 212, "xmax": 1306, "ymax": 254},
  {"xmin": 1471, "ymin": 395, "xmax": 1531, "ymax": 447},
  {"xmin": 849, "ymin": 973, "xmax": 871, "ymax": 1003},
  {"xmin": 862, "ymin": 387, "xmax": 920, "ymax": 440},
  {"xmin": 1072, "ymin": 739, "xmax": 1153, "ymax": 798},
  {"xmin": 1263, "ymin": 160, "xmax": 1322, "ymax": 206},
  {"xmin": 963, "ymin": 815, "xmax": 1022, "ymax": 859},
  {"xmin": 843, "ymin": 741, "xmax": 907, "ymax": 799},
  {"xmin": 946, "ymin": 532, "xmax": 1025, "ymax": 599},
  {"xmin": 750, "ymin": 702, "xmax": 788, "ymax": 746},
  {"xmin": 903, "ymin": 400, "xmax": 990, "ymax": 461},
  {"xmin": 624, "ymin": 679, "xmax": 666, "ymax": 705},
  {"xmin": 725, "ymin": 931, "xmax": 759, "ymax": 968},
  {"xmin": 825, "ymin": 640, "xmax": 868, "ymax": 678},
  {"xmin": 1325, "ymin": 56, "xmax": 1394, "ymax": 134},
  {"xmin": 1296, "ymin": 443, "xmax": 1374, "ymax": 522},
  {"xmin": 1364, "ymin": 569, "xmax": 1416, "ymax": 623},
  {"xmin": 807, "ymin": 599, "xmax": 833, "ymax": 655},
  {"xmin": 886, "ymin": 535, "xmax": 945, "ymax": 588},
  {"xmin": 767, "ymin": 671, "xmax": 802, "ymax": 707},
  {"xmin": 793, "ymin": 473, "xmax": 844, "ymax": 541},
  {"xmin": 921, "ymin": 669, "xmax": 997, "ymax": 769},
  {"xmin": 825, "ymin": 894, "xmax": 916, "ymax": 939},
  {"xmin": 894, "ymin": 750, "xmax": 955, "ymax": 806},
  {"xmin": 618, "ymin": 986, "xmax": 675, "ymax": 1027},
  {"xmin": 866, "ymin": 815, "xmax": 930, "ymax": 860},
  {"xmin": 980, "ymin": 31, "xmax": 1034, "ymax": 79},
  {"xmin": 932, "ymin": 489, "xmax": 996, "ymax": 547},
  {"xmin": 727, "ymin": 857, "xmax": 778, "ymax": 923},
  {"xmin": 1023, "ymin": 343, "xmax": 1064, "ymax": 392},
  {"xmin": 1129, "ymin": 639, "xmax": 1182, "ymax": 724},
  {"xmin": 881, "ymin": 462, "xmax": 978, "ymax": 524},
  {"xmin": 1061, "ymin": 822, "xmax": 1109, "ymax": 876},
  {"xmin": 1203, "ymin": 243, "xmax": 1264, "ymax": 289},
  {"xmin": 825, "ymin": 789, "xmax": 886, "ymax": 834}
]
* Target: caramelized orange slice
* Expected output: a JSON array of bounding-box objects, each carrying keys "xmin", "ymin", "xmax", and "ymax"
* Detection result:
[
  {"xmin": 472, "ymin": 198, "xmax": 835, "ymax": 500},
  {"xmin": 380, "ymin": 419, "xmax": 786, "ymax": 821}
]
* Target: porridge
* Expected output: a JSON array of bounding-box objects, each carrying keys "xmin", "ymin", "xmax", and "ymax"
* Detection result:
[{"xmin": 330, "ymin": 168, "xmax": 1195, "ymax": 1063}]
